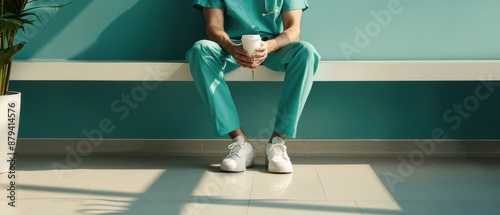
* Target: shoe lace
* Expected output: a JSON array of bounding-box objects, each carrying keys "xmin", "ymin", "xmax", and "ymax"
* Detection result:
[
  {"xmin": 270, "ymin": 143, "xmax": 285, "ymax": 157},
  {"xmin": 228, "ymin": 142, "xmax": 242, "ymax": 155}
]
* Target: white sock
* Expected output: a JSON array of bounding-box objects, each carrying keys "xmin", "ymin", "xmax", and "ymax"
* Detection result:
[
  {"xmin": 271, "ymin": 136, "xmax": 285, "ymax": 144},
  {"xmin": 233, "ymin": 135, "xmax": 246, "ymax": 144}
]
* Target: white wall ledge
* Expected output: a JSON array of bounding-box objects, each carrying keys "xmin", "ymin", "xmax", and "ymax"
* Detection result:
[{"xmin": 11, "ymin": 60, "xmax": 500, "ymax": 81}]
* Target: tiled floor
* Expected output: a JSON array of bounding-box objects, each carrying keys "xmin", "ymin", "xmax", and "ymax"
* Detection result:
[{"xmin": 1, "ymin": 155, "xmax": 499, "ymax": 215}]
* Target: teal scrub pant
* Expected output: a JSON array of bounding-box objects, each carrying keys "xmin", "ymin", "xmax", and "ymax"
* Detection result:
[{"xmin": 186, "ymin": 40, "xmax": 320, "ymax": 138}]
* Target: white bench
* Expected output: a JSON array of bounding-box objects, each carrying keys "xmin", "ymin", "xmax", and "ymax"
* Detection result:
[{"xmin": 11, "ymin": 60, "xmax": 500, "ymax": 81}]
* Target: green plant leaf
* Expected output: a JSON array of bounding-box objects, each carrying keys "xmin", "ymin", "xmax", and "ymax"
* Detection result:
[
  {"xmin": 1, "ymin": 0, "xmax": 72, "ymax": 95},
  {"xmin": 0, "ymin": 18, "xmax": 23, "ymax": 30},
  {"xmin": 0, "ymin": 42, "xmax": 26, "ymax": 65}
]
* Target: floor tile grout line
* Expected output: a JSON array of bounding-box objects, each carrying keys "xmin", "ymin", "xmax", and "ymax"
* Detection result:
[
  {"xmin": 246, "ymin": 167, "xmax": 258, "ymax": 214},
  {"xmin": 314, "ymin": 164, "xmax": 329, "ymax": 201},
  {"xmin": 354, "ymin": 201, "xmax": 365, "ymax": 215},
  {"xmin": 363, "ymin": 164, "xmax": 396, "ymax": 202}
]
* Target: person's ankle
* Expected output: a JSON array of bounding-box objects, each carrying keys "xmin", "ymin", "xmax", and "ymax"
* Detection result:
[
  {"xmin": 229, "ymin": 129, "xmax": 249, "ymax": 143},
  {"xmin": 269, "ymin": 132, "xmax": 286, "ymax": 143},
  {"xmin": 232, "ymin": 135, "xmax": 249, "ymax": 144}
]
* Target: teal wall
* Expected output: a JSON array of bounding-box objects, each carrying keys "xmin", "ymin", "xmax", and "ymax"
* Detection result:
[
  {"xmin": 11, "ymin": 0, "xmax": 500, "ymax": 139},
  {"xmin": 10, "ymin": 81, "xmax": 500, "ymax": 139},
  {"xmin": 14, "ymin": 0, "xmax": 500, "ymax": 61}
]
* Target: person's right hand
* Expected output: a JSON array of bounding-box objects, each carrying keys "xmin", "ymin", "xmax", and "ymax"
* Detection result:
[{"xmin": 227, "ymin": 44, "xmax": 255, "ymax": 69}]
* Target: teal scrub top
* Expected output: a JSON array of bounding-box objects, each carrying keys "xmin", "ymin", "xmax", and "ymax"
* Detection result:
[{"xmin": 193, "ymin": 0, "xmax": 308, "ymax": 42}]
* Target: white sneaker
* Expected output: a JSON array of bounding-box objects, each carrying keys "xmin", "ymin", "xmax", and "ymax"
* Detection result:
[
  {"xmin": 220, "ymin": 136, "xmax": 254, "ymax": 172},
  {"xmin": 265, "ymin": 137, "xmax": 293, "ymax": 174}
]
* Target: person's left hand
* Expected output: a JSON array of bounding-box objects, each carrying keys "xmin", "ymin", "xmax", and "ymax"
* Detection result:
[{"xmin": 249, "ymin": 41, "xmax": 269, "ymax": 69}]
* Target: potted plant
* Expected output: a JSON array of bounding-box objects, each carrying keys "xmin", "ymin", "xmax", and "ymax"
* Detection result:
[{"xmin": 1, "ymin": 0, "xmax": 67, "ymax": 173}]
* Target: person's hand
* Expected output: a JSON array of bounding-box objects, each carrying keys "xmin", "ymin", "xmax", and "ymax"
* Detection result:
[
  {"xmin": 250, "ymin": 41, "xmax": 269, "ymax": 69},
  {"xmin": 228, "ymin": 42, "xmax": 269, "ymax": 69},
  {"xmin": 227, "ymin": 44, "xmax": 254, "ymax": 69}
]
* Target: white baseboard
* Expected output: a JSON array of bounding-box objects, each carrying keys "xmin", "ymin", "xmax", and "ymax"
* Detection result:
[
  {"xmin": 16, "ymin": 139, "xmax": 500, "ymax": 157},
  {"xmin": 11, "ymin": 60, "xmax": 500, "ymax": 81}
]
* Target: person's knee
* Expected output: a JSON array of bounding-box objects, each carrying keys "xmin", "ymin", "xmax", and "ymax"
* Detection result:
[
  {"xmin": 288, "ymin": 41, "xmax": 321, "ymax": 74},
  {"xmin": 293, "ymin": 41, "xmax": 321, "ymax": 61},
  {"xmin": 192, "ymin": 40, "xmax": 217, "ymax": 51},
  {"xmin": 186, "ymin": 40, "xmax": 219, "ymax": 62}
]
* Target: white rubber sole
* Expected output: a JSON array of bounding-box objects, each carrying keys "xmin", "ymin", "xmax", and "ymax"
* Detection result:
[{"xmin": 265, "ymin": 156, "xmax": 293, "ymax": 174}]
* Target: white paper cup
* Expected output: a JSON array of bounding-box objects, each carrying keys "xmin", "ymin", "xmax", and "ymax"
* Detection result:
[
  {"xmin": 241, "ymin": 35, "xmax": 261, "ymax": 56},
  {"xmin": 242, "ymin": 35, "xmax": 261, "ymax": 40}
]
